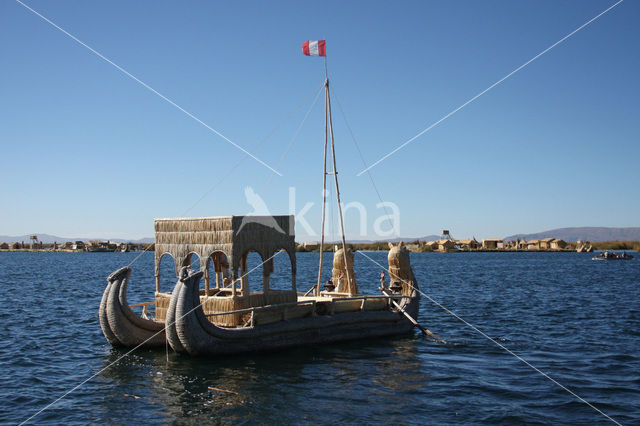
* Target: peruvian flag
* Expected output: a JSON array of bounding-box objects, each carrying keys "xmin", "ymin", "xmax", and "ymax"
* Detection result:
[{"xmin": 302, "ymin": 40, "xmax": 326, "ymax": 57}]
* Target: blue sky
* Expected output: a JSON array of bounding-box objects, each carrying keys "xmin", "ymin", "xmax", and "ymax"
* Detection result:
[{"xmin": 1, "ymin": 0, "xmax": 638, "ymax": 241}]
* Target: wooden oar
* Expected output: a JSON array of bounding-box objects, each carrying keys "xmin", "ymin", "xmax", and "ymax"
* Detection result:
[
  {"xmin": 303, "ymin": 284, "xmax": 317, "ymax": 297},
  {"xmin": 382, "ymin": 289, "xmax": 441, "ymax": 340}
]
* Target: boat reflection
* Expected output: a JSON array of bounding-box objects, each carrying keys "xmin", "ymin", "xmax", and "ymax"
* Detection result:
[{"xmin": 98, "ymin": 334, "xmax": 428, "ymax": 422}]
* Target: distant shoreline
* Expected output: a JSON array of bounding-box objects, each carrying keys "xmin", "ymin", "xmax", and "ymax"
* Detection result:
[
  {"xmin": 3, "ymin": 240, "xmax": 638, "ymax": 253},
  {"xmin": 297, "ymin": 240, "xmax": 640, "ymax": 253}
]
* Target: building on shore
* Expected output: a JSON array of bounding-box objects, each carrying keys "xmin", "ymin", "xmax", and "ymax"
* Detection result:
[
  {"xmin": 425, "ymin": 239, "xmax": 457, "ymax": 252},
  {"xmin": 539, "ymin": 238, "xmax": 555, "ymax": 250},
  {"xmin": 62, "ymin": 241, "xmax": 86, "ymax": 250},
  {"xmin": 458, "ymin": 238, "xmax": 480, "ymax": 250},
  {"xmin": 86, "ymin": 240, "xmax": 118, "ymax": 252},
  {"xmin": 482, "ymin": 238, "xmax": 503, "ymax": 250},
  {"xmin": 0, "ymin": 242, "xmax": 8, "ymax": 250},
  {"xmin": 438, "ymin": 239, "xmax": 456, "ymax": 251},
  {"xmin": 527, "ymin": 240, "xmax": 541, "ymax": 250},
  {"xmin": 550, "ymin": 239, "xmax": 567, "ymax": 250},
  {"xmin": 301, "ymin": 241, "xmax": 318, "ymax": 251}
]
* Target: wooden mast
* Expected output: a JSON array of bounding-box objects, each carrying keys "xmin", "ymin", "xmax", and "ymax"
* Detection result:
[
  {"xmin": 316, "ymin": 78, "xmax": 329, "ymax": 295},
  {"xmin": 316, "ymin": 53, "xmax": 351, "ymax": 295},
  {"xmin": 325, "ymin": 79, "xmax": 352, "ymax": 293}
]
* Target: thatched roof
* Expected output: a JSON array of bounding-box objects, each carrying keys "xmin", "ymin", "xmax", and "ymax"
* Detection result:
[{"xmin": 154, "ymin": 216, "xmax": 296, "ymax": 277}]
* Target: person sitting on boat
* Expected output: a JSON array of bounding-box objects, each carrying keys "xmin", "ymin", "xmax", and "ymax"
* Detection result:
[{"xmin": 325, "ymin": 279, "xmax": 335, "ymax": 292}]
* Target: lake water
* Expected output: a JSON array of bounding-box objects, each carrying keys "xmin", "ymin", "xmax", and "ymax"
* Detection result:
[{"xmin": 1, "ymin": 251, "xmax": 638, "ymax": 424}]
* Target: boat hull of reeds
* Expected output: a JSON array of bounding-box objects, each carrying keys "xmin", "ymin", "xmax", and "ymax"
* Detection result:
[
  {"xmin": 161, "ymin": 267, "xmax": 419, "ymax": 356},
  {"xmin": 99, "ymin": 266, "xmax": 166, "ymax": 348}
]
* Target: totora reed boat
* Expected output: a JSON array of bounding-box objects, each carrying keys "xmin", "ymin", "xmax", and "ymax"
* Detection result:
[
  {"xmin": 99, "ymin": 216, "xmax": 420, "ymax": 355},
  {"xmin": 99, "ymin": 50, "xmax": 423, "ymax": 356}
]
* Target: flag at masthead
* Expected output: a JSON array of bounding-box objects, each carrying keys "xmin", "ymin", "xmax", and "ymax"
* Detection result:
[{"xmin": 302, "ymin": 40, "xmax": 326, "ymax": 57}]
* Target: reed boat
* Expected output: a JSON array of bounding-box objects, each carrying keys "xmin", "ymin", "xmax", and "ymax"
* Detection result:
[
  {"xmin": 99, "ymin": 215, "xmax": 420, "ymax": 355},
  {"xmin": 99, "ymin": 67, "xmax": 423, "ymax": 356},
  {"xmin": 592, "ymin": 251, "xmax": 634, "ymax": 260}
]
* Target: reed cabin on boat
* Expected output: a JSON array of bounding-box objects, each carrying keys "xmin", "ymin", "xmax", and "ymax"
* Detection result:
[{"xmin": 154, "ymin": 215, "xmax": 298, "ymax": 327}]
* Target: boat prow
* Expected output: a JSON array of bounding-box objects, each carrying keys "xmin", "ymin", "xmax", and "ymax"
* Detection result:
[{"xmin": 99, "ymin": 266, "xmax": 166, "ymax": 348}]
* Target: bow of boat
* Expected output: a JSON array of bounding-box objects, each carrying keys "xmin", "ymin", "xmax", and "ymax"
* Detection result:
[{"xmin": 99, "ymin": 266, "xmax": 166, "ymax": 348}]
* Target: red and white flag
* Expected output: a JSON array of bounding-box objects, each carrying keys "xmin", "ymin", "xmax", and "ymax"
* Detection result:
[{"xmin": 302, "ymin": 40, "xmax": 326, "ymax": 57}]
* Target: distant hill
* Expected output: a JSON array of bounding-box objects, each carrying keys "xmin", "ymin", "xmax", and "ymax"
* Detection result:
[
  {"xmin": 0, "ymin": 233, "xmax": 153, "ymax": 244},
  {"xmin": 504, "ymin": 227, "xmax": 640, "ymax": 242}
]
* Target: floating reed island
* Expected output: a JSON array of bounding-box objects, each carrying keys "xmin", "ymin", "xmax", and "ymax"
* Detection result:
[
  {"xmin": 297, "ymin": 233, "xmax": 639, "ymax": 253},
  {"xmin": 0, "ymin": 240, "xmax": 151, "ymax": 252}
]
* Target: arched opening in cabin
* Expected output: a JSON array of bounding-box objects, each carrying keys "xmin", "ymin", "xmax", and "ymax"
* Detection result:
[
  {"xmin": 269, "ymin": 248, "xmax": 296, "ymax": 291},
  {"xmin": 236, "ymin": 248, "xmax": 297, "ymax": 308},
  {"xmin": 156, "ymin": 252, "xmax": 176, "ymax": 294},
  {"xmin": 182, "ymin": 252, "xmax": 203, "ymax": 295},
  {"xmin": 154, "ymin": 252, "xmax": 176, "ymax": 322},
  {"xmin": 240, "ymin": 250, "xmax": 265, "ymax": 296},
  {"xmin": 205, "ymin": 251, "xmax": 230, "ymax": 296}
]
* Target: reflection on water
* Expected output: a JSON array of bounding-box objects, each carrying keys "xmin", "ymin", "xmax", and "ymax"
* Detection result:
[
  {"xmin": 372, "ymin": 339, "xmax": 429, "ymax": 394},
  {"xmin": 98, "ymin": 335, "xmax": 427, "ymax": 423}
]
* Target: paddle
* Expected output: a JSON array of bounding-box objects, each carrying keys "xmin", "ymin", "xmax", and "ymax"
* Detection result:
[{"xmin": 382, "ymin": 289, "xmax": 441, "ymax": 340}]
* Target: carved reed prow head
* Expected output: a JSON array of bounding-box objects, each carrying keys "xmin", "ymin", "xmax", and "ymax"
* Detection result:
[
  {"xmin": 179, "ymin": 266, "xmax": 204, "ymax": 284},
  {"xmin": 108, "ymin": 266, "xmax": 131, "ymax": 282},
  {"xmin": 387, "ymin": 242, "xmax": 414, "ymax": 296}
]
